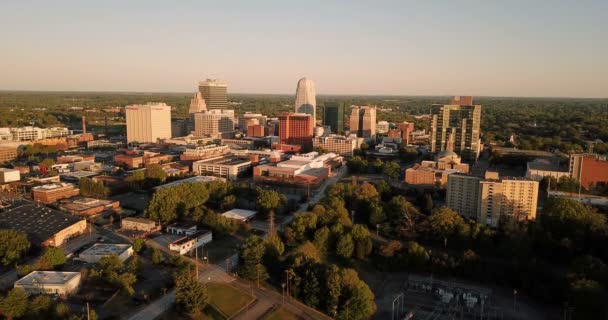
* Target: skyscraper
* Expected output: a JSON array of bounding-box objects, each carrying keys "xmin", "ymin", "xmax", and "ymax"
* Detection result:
[
  {"xmin": 198, "ymin": 79, "xmax": 228, "ymax": 110},
  {"xmin": 349, "ymin": 106, "xmax": 377, "ymax": 138},
  {"xmin": 324, "ymin": 102, "xmax": 345, "ymax": 133},
  {"xmin": 189, "ymin": 91, "xmax": 207, "ymax": 114},
  {"xmin": 295, "ymin": 78, "xmax": 316, "ymax": 121},
  {"xmin": 430, "ymin": 96, "xmax": 481, "ymax": 162},
  {"xmin": 125, "ymin": 103, "xmax": 172, "ymax": 143},
  {"xmin": 278, "ymin": 112, "xmax": 314, "ymax": 152}
]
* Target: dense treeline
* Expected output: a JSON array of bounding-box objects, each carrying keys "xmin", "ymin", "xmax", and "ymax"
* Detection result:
[{"xmin": 323, "ymin": 179, "xmax": 608, "ymax": 319}]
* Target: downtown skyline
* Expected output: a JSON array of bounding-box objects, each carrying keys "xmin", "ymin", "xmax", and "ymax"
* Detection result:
[{"xmin": 0, "ymin": 0, "xmax": 607, "ymax": 98}]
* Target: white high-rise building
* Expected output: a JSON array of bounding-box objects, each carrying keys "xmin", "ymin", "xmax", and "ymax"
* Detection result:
[
  {"xmin": 295, "ymin": 77, "xmax": 316, "ymax": 121},
  {"xmin": 125, "ymin": 103, "xmax": 172, "ymax": 143}
]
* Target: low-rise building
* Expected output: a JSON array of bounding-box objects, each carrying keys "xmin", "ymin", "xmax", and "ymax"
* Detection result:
[
  {"xmin": 0, "ymin": 147, "xmax": 18, "ymax": 163},
  {"xmin": 0, "ymin": 201, "xmax": 87, "ymax": 246},
  {"xmin": 15, "ymin": 271, "xmax": 81, "ymax": 296},
  {"xmin": 121, "ymin": 217, "xmax": 157, "ymax": 232},
  {"xmin": 312, "ymin": 134, "xmax": 362, "ymax": 157},
  {"xmin": 0, "ymin": 168, "xmax": 20, "ymax": 184},
  {"xmin": 179, "ymin": 144, "xmax": 230, "ymax": 161},
  {"xmin": 192, "ymin": 155, "xmax": 252, "ymax": 180},
  {"xmin": 32, "ymin": 183, "xmax": 80, "ymax": 204},
  {"xmin": 79, "ymin": 243, "xmax": 133, "ymax": 263},
  {"xmin": 221, "ymin": 209, "xmax": 257, "ymax": 222},
  {"xmin": 405, "ymin": 151, "xmax": 469, "ymax": 187},
  {"xmin": 525, "ymin": 158, "xmax": 569, "ymax": 181},
  {"xmin": 167, "ymin": 223, "xmax": 198, "ymax": 236},
  {"xmin": 58, "ymin": 197, "xmax": 120, "ymax": 217},
  {"xmin": 155, "ymin": 176, "xmax": 225, "ymax": 190},
  {"xmin": 168, "ymin": 230, "xmax": 212, "ymax": 255}
]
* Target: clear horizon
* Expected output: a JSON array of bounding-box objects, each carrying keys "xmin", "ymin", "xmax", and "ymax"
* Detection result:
[{"xmin": 1, "ymin": 0, "xmax": 607, "ymax": 98}]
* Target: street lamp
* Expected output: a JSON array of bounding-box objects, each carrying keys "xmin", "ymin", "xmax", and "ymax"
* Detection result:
[{"xmin": 281, "ymin": 283, "xmax": 286, "ymax": 305}]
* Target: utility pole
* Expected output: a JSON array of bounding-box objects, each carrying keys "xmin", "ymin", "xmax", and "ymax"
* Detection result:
[
  {"xmin": 87, "ymin": 302, "xmax": 90, "ymax": 320},
  {"xmin": 268, "ymin": 210, "xmax": 275, "ymax": 235},
  {"xmin": 256, "ymin": 263, "xmax": 260, "ymax": 287},
  {"xmin": 195, "ymin": 241, "xmax": 199, "ymax": 280}
]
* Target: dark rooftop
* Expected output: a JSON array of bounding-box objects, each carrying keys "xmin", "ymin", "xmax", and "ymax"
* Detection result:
[{"xmin": 0, "ymin": 200, "xmax": 84, "ymax": 244}]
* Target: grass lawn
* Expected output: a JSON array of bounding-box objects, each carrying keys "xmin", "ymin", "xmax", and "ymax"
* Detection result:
[
  {"xmin": 207, "ymin": 282, "xmax": 255, "ymax": 318},
  {"xmin": 262, "ymin": 306, "xmax": 302, "ymax": 320}
]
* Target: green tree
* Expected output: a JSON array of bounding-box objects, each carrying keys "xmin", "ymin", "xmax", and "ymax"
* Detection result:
[
  {"xmin": 422, "ymin": 193, "xmax": 434, "ymax": 214},
  {"xmin": 145, "ymin": 163, "xmax": 167, "ymax": 185},
  {"xmin": 175, "ymin": 272, "xmax": 209, "ymax": 315},
  {"xmin": 388, "ymin": 195, "xmax": 420, "ymax": 235},
  {"xmin": 569, "ymin": 279, "xmax": 605, "ymax": 319},
  {"xmin": 132, "ymin": 238, "xmax": 146, "ymax": 253},
  {"xmin": 55, "ymin": 303, "xmax": 69, "ymax": 318},
  {"xmin": 239, "ymin": 235, "xmax": 269, "ymax": 283},
  {"xmin": 146, "ymin": 182, "xmax": 210, "ymax": 223},
  {"xmin": 356, "ymin": 183, "xmax": 378, "ymax": 201},
  {"xmin": 351, "ymin": 225, "xmax": 373, "ymax": 260},
  {"xmin": 256, "ymin": 188, "xmax": 281, "ymax": 217},
  {"xmin": 313, "ymin": 227, "xmax": 330, "ymax": 254},
  {"xmin": 382, "ymin": 161, "xmax": 401, "ymax": 180},
  {"xmin": 39, "ymin": 246, "xmax": 66, "ymax": 270},
  {"xmin": 0, "ymin": 230, "xmax": 30, "ymax": 266},
  {"xmin": 336, "ymin": 234, "xmax": 354, "ymax": 259},
  {"xmin": 151, "ymin": 248, "xmax": 163, "ymax": 264},
  {"xmin": 428, "ymin": 207, "xmax": 465, "ymax": 240},
  {"xmin": 367, "ymin": 200, "xmax": 386, "ymax": 226},
  {"xmin": 0, "ymin": 288, "xmax": 28, "ymax": 320},
  {"xmin": 221, "ymin": 194, "xmax": 237, "ymax": 210},
  {"xmin": 301, "ymin": 268, "xmax": 320, "ymax": 308},
  {"xmin": 295, "ymin": 241, "xmax": 321, "ymax": 263},
  {"xmin": 325, "ymin": 264, "xmax": 342, "ymax": 317},
  {"xmin": 346, "ymin": 156, "xmax": 368, "ymax": 174},
  {"xmin": 407, "ymin": 242, "xmax": 430, "ymax": 270},
  {"xmin": 264, "ymin": 234, "xmax": 285, "ymax": 258},
  {"xmin": 29, "ymin": 295, "xmax": 52, "ymax": 318}
]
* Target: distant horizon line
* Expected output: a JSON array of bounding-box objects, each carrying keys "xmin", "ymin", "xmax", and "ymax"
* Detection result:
[{"xmin": 0, "ymin": 89, "xmax": 606, "ymax": 100}]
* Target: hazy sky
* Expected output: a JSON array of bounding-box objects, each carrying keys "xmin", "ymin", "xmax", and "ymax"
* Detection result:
[{"xmin": 1, "ymin": 0, "xmax": 607, "ymax": 97}]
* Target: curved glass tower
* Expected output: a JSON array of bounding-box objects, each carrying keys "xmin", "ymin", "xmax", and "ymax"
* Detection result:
[{"xmin": 295, "ymin": 77, "xmax": 316, "ymax": 121}]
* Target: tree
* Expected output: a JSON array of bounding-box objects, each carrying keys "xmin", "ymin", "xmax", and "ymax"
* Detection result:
[
  {"xmin": 382, "ymin": 161, "xmax": 401, "ymax": 180},
  {"xmin": 351, "ymin": 225, "xmax": 373, "ymax": 260},
  {"xmin": 301, "ymin": 268, "xmax": 320, "ymax": 308},
  {"xmin": 55, "ymin": 303, "xmax": 69, "ymax": 319},
  {"xmin": 346, "ymin": 156, "xmax": 368, "ymax": 174},
  {"xmin": 39, "ymin": 246, "xmax": 66, "ymax": 270},
  {"xmin": 336, "ymin": 234, "xmax": 354, "ymax": 259},
  {"xmin": 239, "ymin": 235, "xmax": 269, "ymax": 283},
  {"xmin": 407, "ymin": 242, "xmax": 430, "ymax": 270},
  {"xmin": 388, "ymin": 195, "xmax": 420, "ymax": 236},
  {"xmin": 422, "ymin": 193, "xmax": 433, "ymax": 214},
  {"xmin": 428, "ymin": 207, "xmax": 465, "ymax": 240},
  {"xmin": 569, "ymin": 279, "xmax": 605, "ymax": 319},
  {"xmin": 264, "ymin": 234, "xmax": 285, "ymax": 258},
  {"xmin": 221, "ymin": 195, "xmax": 237, "ymax": 210},
  {"xmin": 295, "ymin": 241, "xmax": 321, "ymax": 262},
  {"xmin": 151, "ymin": 248, "xmax": 163, "ymax": 264},
  {"xmin": 356, "ymin": 183, "xmax": 378, "ymax": 201},
  {"xmin": 133, "ymin": 238, "xmax": 146, "ymax": 253},
  {"xmin": 256, "ymin": 188, "xmax": 281, "ymax": 216},
  {"xmin": 79, "ymin": 177, "xmax": 108, "ymax": 198},
  {"xmin": 145, "ymin": 163, "xmax": 167, "ymax": 186},
  {"xmin": 146, "ymin": 182, "xmax": 210, "ymax": 223},
  {"xmin": 0, "ymin": 230, "xmax": 30, "ymax": 266},
  {"xmin": 0, "ymin": 288, "xmax": 28, "ymax": 320},
  {"xmin": 325, "ymin": 264, "xmax": 342, "ymax": 317},
  {"xmin": 367, "ymin": 200, "xmax": 386, "ymax": 226},
  {"xmin": 313, "ymin": 227, "xmax": 330, "ymax": 254},
  {"xmin": 30, "ymin": 295, "xmax": 52, "ymax": 318},
  {"xmin": 175, "ymin": 272, "xmax": 209, "ymax": 315}
]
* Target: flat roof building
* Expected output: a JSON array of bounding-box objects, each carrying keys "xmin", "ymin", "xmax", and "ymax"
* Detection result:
[
  {"xmin": 15, "ymin": 271, "xmax": 81, "ymax": 296},
  {"xmin": 58, "ymin": 197, "xmax": 120, "ymax": 217},
  {"xmin": 349, "ymin": 106, "xmax": 377, "ymax": 139},
  {"xmin": 193, "ymin": 109, "xmax": 235, "ymax": 137},
  {"xmin": 121, "ymin": 217, "xmax": 157, "ymax": 232},
  {"xmin": 278, "ymin": 112, "xmax": 314, "ymax": 153},
  {"xmin": 32, "ymin": 183, "xmax": 80, "ymax": 204},
  {"xmin": 198, "ymin": 79, "xmax": 228, "ymax": 110},
  {"xmin": 79, "ymin": 243, "xmax": 133, "ymax": 263},
  {"xmin": 430, "ymin": 96, "xmax": 481, "ymax": 162},
  {"xmin": 313, "ymin": 134, "xmax": 363, "ymax": 157},
  {"xmin": 168, "ymin": 229, "xmax": 212, "ymax": 255},
  {"xmin": 0, "ymin": 201, "xmax": 87, "ymax": 246},
  {"xmin": 0, "ymin": 168, "xmax": 20, "ymax": 184},
  {"xmin": 221, "ymin": 209, "xmax": 257, "ymax": 222},
  {"xmin": 192, "ymin": 155, "xmax": 252, "ymax": 180},
  {"xmin": 0, "ymin": 147, "xmax": 18, "ymax": 164},
  {"xmin": 125, "ymin": 103, "xmax": 172, "ymax": 143}
]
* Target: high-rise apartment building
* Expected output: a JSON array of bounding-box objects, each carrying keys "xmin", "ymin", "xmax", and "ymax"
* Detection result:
[
  {"xmin": 193, "ymin": 109, "xmax": 235, "ymax": 137},
  {"xmin": 349, "ymin": 106, "xmax": 377, "ymax": 138},
  {"xmin": 397, "ymin": 122, "xmax": 415, "ymax": 145},
  {"xmin": 323, "ymin": 102, "xmax": 345, "ymax": 133},
  {"xmin": 430, "ymin": 96, "xmax": 481, "ymax": 162},
  {"xmin": 198, "ymin": 79, "xmax": 228, "ymax": 110},
  {"xmin": 278, "ymin": 112, "xmax": 314, "ymax": 152},
  {"xmin": 125, "ymin": 103, "xmax": 171, "ymax": 143},
  {"xmin": 295, "ymin": 78, "xmax": 316, "ymax": 121},
  {"xmin": 189, "ymin": 91, "xmax": 207, "ymax": 114},
  {"xmin": 446, "ymin": 172, "xmax": 539, "ymax": 227}
]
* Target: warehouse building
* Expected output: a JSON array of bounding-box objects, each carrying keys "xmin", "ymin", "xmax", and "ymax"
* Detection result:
[
  {"xmin": 14, "ymin": 271, "xmax": 82, "ymax": 296},
  {"xmin": 79, "ymin": 243, "xmax": 133, "ymax": 263}
]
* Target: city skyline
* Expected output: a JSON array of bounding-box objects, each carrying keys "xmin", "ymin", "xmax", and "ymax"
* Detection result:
[{"xmin": 0, "ymin": 1, "xmax": 606, "ymax": 98}]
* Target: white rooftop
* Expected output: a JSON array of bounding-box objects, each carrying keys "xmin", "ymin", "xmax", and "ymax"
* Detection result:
[
  {"xmin": 222, "ymin": 209, "xmax": 257, "ymax": 221},
  {"xmin": 16, "ymin": 271, "xmax": 80, "ymax": 285},
  {"xmin": 80, "ymin": 243, "xmax": 132, "ymax": 256}
]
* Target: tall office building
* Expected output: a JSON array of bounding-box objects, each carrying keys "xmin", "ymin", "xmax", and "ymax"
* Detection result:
[
  {"xmin": 295, "ymin": 78, "xmax": 316, "ymax": 121},
  {"xmin": 193, "ymin": 109, "xmax": 235, "ymax": 137},
  {"xmin": 430, "ymin": 96, "xmax": 481, "ymax": 162},
  {"xmin": 278, "ymin": 112, "xmax": 314, "ymax": 152},
  {"xmin": 447, "ymin": 172, "xmax": 539, "ymax": 228},
  {"xmin": 198, "ymin": 79, "xmax": 228, "ymax": 110},
  {"xmin": 349, "ymin": 106, "xmax": 377, "ymax": 138},
  {"xmin": 189, "ymin": 91, "xmax": 207, "ymax": 114},
  {"xmin": 125, "ymin": 103, "xmax": 171, "ymax": 143},
  {"xmin": 323, "ymin": 102, "xmax": 345, "ymax": 133}
]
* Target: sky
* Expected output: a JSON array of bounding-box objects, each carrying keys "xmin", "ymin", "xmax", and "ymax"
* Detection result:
[{"xmin": 0, "ymin": 0, "xmax": 607, "ymax": 97}]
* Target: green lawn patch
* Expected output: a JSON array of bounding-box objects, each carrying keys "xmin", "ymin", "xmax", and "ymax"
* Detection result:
[
  {"xmin": 262, "ymin": 306, "xmax": 302, "ymax": 320},
  {"xmin": 207, "ymin": 282, "xmax": 254, "ymax": 318}
]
